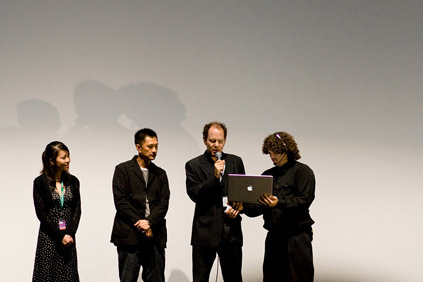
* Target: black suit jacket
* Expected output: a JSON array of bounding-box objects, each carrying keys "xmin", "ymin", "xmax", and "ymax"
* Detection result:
[
  {"xmin": 185, "ymin": 151, "xmax": 245, "ymax": 247},
  {"xmin": 111, "ymin": 156, "xmax": 170, "ymax": 248}
]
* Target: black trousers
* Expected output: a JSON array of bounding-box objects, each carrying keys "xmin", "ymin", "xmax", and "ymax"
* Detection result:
[
  {"xmin": 263, "ymin": 230, "xmax": 314, "ymax": 282},
  {"xmin": 117, "ymin": 243, "xmax": 165, "ymax": 282},
  {"xmin": 192, "ymin": 241, "xmax": 243, "ymax": 282}
]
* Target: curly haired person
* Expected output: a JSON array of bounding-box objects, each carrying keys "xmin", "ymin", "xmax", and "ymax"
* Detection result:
[{"xmin": 246, "ymin": 132, "xmax": 315, "ymax": 282}]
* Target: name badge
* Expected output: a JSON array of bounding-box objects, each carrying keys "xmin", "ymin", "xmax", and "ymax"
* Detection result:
[
  {"xmin": 59, "ymin": 219, "xmax": 67, "ymax": 230},
  {"xmin": 222, "ymin": 196, "xmax": 228, "ymax": 208}
]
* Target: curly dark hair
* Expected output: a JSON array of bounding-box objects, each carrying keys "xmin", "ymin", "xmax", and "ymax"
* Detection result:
[
  {"xmin": 262, "ymin": 131, "xmax": 301, "ymax": 160},
  {"xmin": 202, "ymin": 121, "xmax": 227, "ymax": 140}
]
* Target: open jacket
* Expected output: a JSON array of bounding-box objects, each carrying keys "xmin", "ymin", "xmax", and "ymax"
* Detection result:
[
  {"xmin": 111, "ymin": 156, "xmax": 170, "ymax": 248},
  {"xmin": 186, "ymin": 151, "xmax": 245, "ymax": 247}
]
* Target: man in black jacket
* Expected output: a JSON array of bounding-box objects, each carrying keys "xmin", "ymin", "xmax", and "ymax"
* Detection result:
[
  {"xmin": 111, "ymin": 128, "xmax": 170, "ymax": 282},
  {"xmin": 185, "ymin": 121, "xmax": 245, "ymax": 282}
]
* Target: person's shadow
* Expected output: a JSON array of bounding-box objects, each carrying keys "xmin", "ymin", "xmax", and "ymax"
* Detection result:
[
  {"xmin": 63, "ymin": 79, "xmax": 197, "ymax": 281},
  {"xmin": 64, "ymin": 79, "xmax": 130, "ymax": 139},
  {"xmin": 0, "ymin": 98, "xmax": 62, "ymax": 172},
  {"xmin": 119, "ymin": 82, "xmax": 199, "ymax": 281}
]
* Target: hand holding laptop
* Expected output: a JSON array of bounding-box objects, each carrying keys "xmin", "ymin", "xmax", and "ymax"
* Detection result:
[
  {"xmin": 230, "ymin": 201, "xmax": 243, "ymax": 211},
  {"xmin": 258, "ymin": 194, "xmax": 278, "ymax": 207},
  {"xmin": 224, "ymin": 201, "xmax": 243, "ymax": 218}
]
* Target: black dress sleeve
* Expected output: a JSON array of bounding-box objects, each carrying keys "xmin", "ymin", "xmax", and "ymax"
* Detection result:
[
  {"xmin": 33, "ymin": 175, "xmax": 66, "ymax": 242},
  {"xmin": 67, "ymin": 176, "xmax": 81, "ymax": 238}
]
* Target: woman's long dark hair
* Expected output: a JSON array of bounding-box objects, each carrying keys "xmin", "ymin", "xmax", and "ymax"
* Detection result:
[{"xmin": 41, "ymin": 141, "xmax": 70, "ymax": 187}]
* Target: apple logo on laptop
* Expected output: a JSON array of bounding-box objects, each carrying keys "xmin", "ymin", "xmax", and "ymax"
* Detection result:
[{"xmin": 247, "ymin": 185, "xmax": 253, "ymax": 192}]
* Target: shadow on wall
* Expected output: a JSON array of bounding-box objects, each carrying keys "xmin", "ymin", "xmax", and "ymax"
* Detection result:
[
  {"xmin": 64, "ymin": 80, "xmax": 129, "ymax": 140},
  {"xmin": 61, "ymin": 79, "xmax": 200, "ymax": 179},
  {"xmin": 17, "ymin": 99, "xmax": 61, "ymax": 132},
  {"xmin": 61, "ymin": 79, "xmax": 198, "ymax": 281},
  {"xmin": 0, "ymin": 99, "xmax": 63, "ymax": 165},
  {"xmin": 61, "ymin": 79, "xmax": 199, "ymax": 176},
  {"xmin": 119, "ymin": 82, "xmax": 187, "ymax": 129},
  {"xmin": 1, "ymin": 80, "xmax": 198, "ymax": 281},
  {"xmin": 63, "ymin": 79, "xmax": 198, "ymax": 151},
  {"xmin": 0, "ymin": 99, "xmax": 61, "ymax": 141}
]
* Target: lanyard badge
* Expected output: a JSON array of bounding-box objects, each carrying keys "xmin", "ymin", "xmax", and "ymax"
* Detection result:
[
  {"xmin": 58, "ymin": 181, "xmax": 67, "ymax": 230},
  {"xmin": 59, "ymin": 219, "xmax": 67, "ymax": 230}
]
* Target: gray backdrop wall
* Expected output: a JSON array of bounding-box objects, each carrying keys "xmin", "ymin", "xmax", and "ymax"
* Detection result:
[{"xmin": 1, "ymin": 1, "xmax": 422, "ymax": 281}]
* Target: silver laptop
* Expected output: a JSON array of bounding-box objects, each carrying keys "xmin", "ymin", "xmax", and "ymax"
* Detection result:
[{"xmin": 228, "ymin": 174, "xmax": 273, "ymax": 203}]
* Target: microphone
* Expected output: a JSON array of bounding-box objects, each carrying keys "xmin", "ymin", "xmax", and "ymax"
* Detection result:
[
  {"xmin": 215, "ymin": 152, "xmax": 224, "ymax": 176},
  {"xmin": 215, "ymin": 152, "xmax": 222, "ymax": 161}
]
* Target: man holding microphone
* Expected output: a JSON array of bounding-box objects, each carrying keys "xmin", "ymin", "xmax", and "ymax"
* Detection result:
[{"xmin": 185, "ymin": 121, "xmax": 245, "ymax": 282}]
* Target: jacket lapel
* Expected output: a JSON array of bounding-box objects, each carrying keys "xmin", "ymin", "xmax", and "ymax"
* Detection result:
[
  {"xmin": 130, "ymin": 156, "xmax": 158, "ymax": 187},
  {"xmin": 130, "ymin": 156, "xmax": 145, "ymax": 184}
]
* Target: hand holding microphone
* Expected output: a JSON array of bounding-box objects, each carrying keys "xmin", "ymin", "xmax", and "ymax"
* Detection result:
[{"xmin": 214, "ymin": 152, "xmax": 225, "ymax": 178}]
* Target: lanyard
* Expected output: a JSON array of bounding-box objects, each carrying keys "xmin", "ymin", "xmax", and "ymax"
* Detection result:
[
  {"xmin": 58, "ymin": 182, "xmax": 67, "ymax": 230},
  {"xmin": 59, "ymin": 181, "xmax": 65, "ymax": 208}
]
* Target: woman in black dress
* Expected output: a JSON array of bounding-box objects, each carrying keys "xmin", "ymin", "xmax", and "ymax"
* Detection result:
[{"xmin": 32, "ymin": 141, "xmax": 81, "ymax": 282}]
